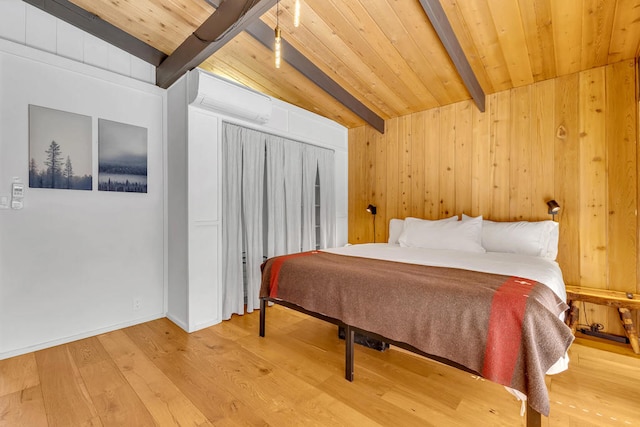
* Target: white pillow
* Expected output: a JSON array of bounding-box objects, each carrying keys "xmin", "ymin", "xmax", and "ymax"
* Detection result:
[
  {"xmin": 461, "ymin": 214, "xmax": 559, "ymax": 259},
  {"xmin": 388, "ymin": 216, "xmax": 457, "ymax": 244},
  {"xmin": 388, "ymin": 218, "xmax": 405, "ymax": 244},
  {"xmin": 546, "ymin": 224, "xmax": 559, "ymax": 260},
  {"xmin": 398, "ymin": 216, "xmax": 485, "ymax": 253}
]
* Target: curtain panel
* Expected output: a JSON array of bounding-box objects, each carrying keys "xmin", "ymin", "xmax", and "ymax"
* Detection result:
[{"xmin": 221, "ymin": 123, "xmax": 335, "ymax": 319}]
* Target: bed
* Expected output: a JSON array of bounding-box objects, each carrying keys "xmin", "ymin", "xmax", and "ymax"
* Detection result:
[{"xmin": 258, "ymin": 216, "xmax": 574, "ymax": 426}]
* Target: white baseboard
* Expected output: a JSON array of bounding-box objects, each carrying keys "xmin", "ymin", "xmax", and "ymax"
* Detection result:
[
  {"xmin": 189, "ymin": 317, "xmax": 222, "ymax": 333},
  {"xmin": 0, "ymin": 312, "xmax": 165, "ymax": 360},
  {"xmin": 165, "ymin": 311, "xmax": 222, "ymax": 333},
  {"xmin": 165, "ymin": 312, "xmax": 189, "ymax": 332}
]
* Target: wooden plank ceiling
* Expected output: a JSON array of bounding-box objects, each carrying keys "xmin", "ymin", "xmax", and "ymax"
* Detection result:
[{"xmin": 66, "ymin": 0, "xmax": 640, "ymax": 130}]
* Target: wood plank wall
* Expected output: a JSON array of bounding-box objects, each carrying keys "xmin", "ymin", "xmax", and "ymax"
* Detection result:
[{"xmin": 348, "ymin": 59, "xmax": 638, "ymax": 336}]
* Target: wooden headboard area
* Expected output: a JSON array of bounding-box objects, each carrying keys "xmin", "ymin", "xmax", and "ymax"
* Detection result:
[{"xmin": 348, "ymin": 58, "xmax": 638, "ymax": 338}]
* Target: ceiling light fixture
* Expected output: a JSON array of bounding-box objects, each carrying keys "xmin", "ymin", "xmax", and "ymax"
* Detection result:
[
  {"xmin": 274, "ymin": 0, "xmax": 281, "ymax": 68},
  {"xmin": 294, "ymin": 0, "xmax": 301, "ymax": 27},
  {"xmin": 274, "ymin": 27, "xmax": 281, "ymax": 68}
]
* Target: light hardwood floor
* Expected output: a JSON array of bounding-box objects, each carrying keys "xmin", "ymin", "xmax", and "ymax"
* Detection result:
[{"xmin": 1, "ymin": 305, "xmax": 639, "ymax": 426}]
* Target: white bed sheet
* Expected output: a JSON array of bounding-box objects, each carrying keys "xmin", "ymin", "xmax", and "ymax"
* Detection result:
[
  {"xmin": 323, "ymin": 243, "xmax": 567, "ymax": 301},
  {"xmin": 322, "ymin": 243, "xmax": 570, "ymax": 376}
]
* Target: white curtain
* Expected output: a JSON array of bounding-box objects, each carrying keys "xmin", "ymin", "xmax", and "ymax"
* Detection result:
[
  {"xmin": 222, "ymin": 122, "xmax": 336, "ymax": 318},
  {"xmin": 282, "ymin": 140, "xmax": 302, "ymax": 253},
  {"xmin": 221, "ymin": 123, "xmax": 265, "ymax": 319},
  {"xmin": 265, "ymin": 136, "xmax": 286, "ymax": 258},
  {"xmin": 221, "ymin": 124, "xmax": 243, "ymax": 319},
  {"xmin": 318, "ymin": 148, "xmax": 336, "ymax": 248},
  {"xmin": 241, "ymin": 131, "xmax": 265, "ymax": 314},
  {"xmin": 301, "ymin": 144, "xmax": 319, "ymax": 251},
  {"xmin": 265, "ymin": 137, "xmax": 306, "ymax": 255}
]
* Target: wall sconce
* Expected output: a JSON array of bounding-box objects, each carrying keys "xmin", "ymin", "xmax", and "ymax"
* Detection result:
[
  {"xmin": 546, "ymin": 199, "xmax": 560, "ymax": 221},
  {"xmin": 366, "ymin": 204, "xmax": 377, "ymax": 243}
]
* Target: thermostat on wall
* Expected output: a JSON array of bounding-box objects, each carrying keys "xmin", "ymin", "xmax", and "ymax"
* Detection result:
[{"xmin": 11, "ymin": 179, "xmax": 24, "ymax": 210}]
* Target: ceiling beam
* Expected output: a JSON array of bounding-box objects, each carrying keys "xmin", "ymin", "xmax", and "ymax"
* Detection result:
[
  {"xmin": 245, "ymin": 20, "xmax": 385, "ymax": 133},
  {"xmin": 22, "ymin": 0, "xmax": 167, "ymax": 66},
  {"xmin": 156, "ymin": 0, "xmax": 277, "ymax": 89},
  {"xmin": 207, "ymin": 0, "xmax": 384, "ymax": 133},
  {"xmin": 418, "ymin": 0, "xmax": 485, "ymax": 112}
]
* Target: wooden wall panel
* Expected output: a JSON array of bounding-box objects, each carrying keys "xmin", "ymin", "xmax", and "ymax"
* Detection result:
[
  {"xmin": 424, "ymin": 110, "xmax": 441, "ymax": 219},
  {"xmin": 606, "ymin": 60, "xmax": 638, "ymax": 334},
  {"xmin": 373, "ymin": 126, "xmax": 387, "ymax": 244},
  {"xmin": 554, "ymin": 73, "xmax": 581, "ymax": 287},
  {"xmin": 455, "ymin": 101, "xmax": 473, "ymax": 216},
  {"xmin": 578, "ymin": 67, "xmax": 607, "ymax": 289},
  {"xmin": 471, "ymin": 101, "xmax": 491, "ymax": 217},
  {"xmin": 398, "ymin": 116, "xmax": 413, "ymax": 218},
  {"xmin": 364, "ymin": 126, "xmax": 380, "ymax": 244},
  {"xmin": 530, "ymin": 79, "xmax": 555, "ymax": 221},
  {"xmin": 509, "ymin": 85, "xmax": 532, "ymax": 220},
  {"xmin": 347, "ymin": 126, "xmax": 367, "ymax": 244},
  {"xmin": 439, "ymin": 105, "xmax": 457, "ymax": 218},
  {"xmin": 489, "ymin": 91, "xmax": 511, "ymax": 220},
  {"xmin": 578, "ymin": 67, "xmax": 609, "ymax": 331},
  {"xmin": 348, "ymin": 60, "xmax": 638, "ymax": 335},
  {"xmin": 606, "ymin": 60, "xmax": 637, "ymax": 291},
  {"xmin": 411, "ymin": 111, "xmax": 427, "ymax": 220},
  {"xmin": 385, "ymin": 119, "xmax": 400, "ymax": 223}
]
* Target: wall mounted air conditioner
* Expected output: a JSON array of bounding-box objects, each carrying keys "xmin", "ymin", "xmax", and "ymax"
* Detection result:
[{"xmin": 187, "ymin": 69, "xmax": 272, "ymax": 124}]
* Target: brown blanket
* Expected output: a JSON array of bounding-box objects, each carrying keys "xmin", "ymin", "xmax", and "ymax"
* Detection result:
[{"xmin": 260, "ymin": 251, "xmax": 574, "ymax": 416}]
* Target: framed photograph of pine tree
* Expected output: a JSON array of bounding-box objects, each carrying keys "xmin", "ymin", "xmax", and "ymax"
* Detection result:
[
  {"xmin": 98, "ymin": 119, "xmax": 148, "ymax": 193},
  {"xmin": 28, "ymin": 105, "xmax": 93, "ymax": 190}
]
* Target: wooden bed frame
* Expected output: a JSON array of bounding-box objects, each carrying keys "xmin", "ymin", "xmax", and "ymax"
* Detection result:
[{"xmin": 259, "ymin": 297, "xmax": 542, "ymax": 427}]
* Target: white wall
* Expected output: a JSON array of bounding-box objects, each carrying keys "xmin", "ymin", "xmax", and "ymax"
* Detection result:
[
  {"xmin": 0, "ymin": 1, "xmax": 350, "ymax": 354},
  {"xmin": 166, "ymin": 74, "xmax": 189, "ymax": 329},
  {"xmin": 0, "ymin": 39, "xmax": 165, "ymax": 358},
  {"xmin": 0, "ymin": 0, "xmax": 155, "ymax": 84}
]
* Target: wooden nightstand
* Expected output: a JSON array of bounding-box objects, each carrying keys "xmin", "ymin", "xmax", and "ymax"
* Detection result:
[{"xmin": 565, "ymin": 285, "xmax": 640, "ymax": 354}]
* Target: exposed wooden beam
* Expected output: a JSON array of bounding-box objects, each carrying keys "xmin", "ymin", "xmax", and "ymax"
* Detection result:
[
  {"xmin": 245, "ymin": 20, "xmax": 385, "ymax": 134},
  {"xmin": 207, "ymin": 0, "xmax": 384, "ymax": 132},
  {"xmin": 418, "ymin": 0, "xmax": 485, "ymax": 112},
  {"xmin": 156, "ymin": 0, "xmax": 276, "ymax": 89},
  {"xmin": 22, "ymin": 0, "xmax": 166, "ymax": 66}
]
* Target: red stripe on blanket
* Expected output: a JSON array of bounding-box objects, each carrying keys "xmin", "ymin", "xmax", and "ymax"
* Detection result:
[
  {"xmin": 269, "ymin": 251, "xmax": 317, "ymax": 298},
  {"xmin": 481, "ymin": 277, "xmax": 535, "ymax": 385}
]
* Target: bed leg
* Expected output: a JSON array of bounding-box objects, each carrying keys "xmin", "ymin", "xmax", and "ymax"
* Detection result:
[
  {"xmin": 345, "ymin": 324, "xmax": 354, "ymax": 381},
  {"xmin": 259, "ymin": 298, "xmax": 266, "ymax": 337},
  {"xmin": 526, "ymin": 403, "xmax": 541, "ymax": 427}
]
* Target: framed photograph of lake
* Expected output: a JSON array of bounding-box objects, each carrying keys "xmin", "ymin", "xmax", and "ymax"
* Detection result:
[
  {"xmin": 28, "ymin": 105, "xmax": 93, "ymax": 190},
  {"xmin": 98, "ymin": 119, "xmax": 148, "ymax": 193}
]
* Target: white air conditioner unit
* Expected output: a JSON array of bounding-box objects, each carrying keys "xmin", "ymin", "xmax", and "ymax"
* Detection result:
[{"xmin": 187, "ymin": 69, "xmax": 272, "ymax": 124}]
